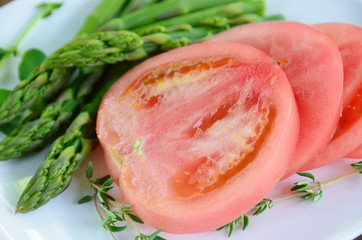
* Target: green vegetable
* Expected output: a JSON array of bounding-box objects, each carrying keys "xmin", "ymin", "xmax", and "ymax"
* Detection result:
[
  {"xmin": 101, "ymin": 0, "xmax": 255, "ymax": 30},
  {"xmin": 15, "ymin": 63, "xmax": 133, "ymax": 213},
  {"xmin": 18, "ymin": 49, "xmax": 46, "ymax": 81},
  {"xmin": 0, "ymin": 68, "xmax": 103, "ymax": 161},
  {"xmin": 75, "ymin": 0, "xmax": 127, "ymax": 37}
]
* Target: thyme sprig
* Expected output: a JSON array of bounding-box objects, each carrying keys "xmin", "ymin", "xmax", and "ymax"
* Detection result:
[
  {"xmin": 216, "ymin": 214, "xmax": 249, "ymax": 238},
  {"xmin": 290, "ymin": 172, "xmax": 323, "ymax": 201},
  {"xmin": 252, "ymin": 198, "xmax": 273, "ymax": 216},
  {"xmin": 78, "ymin": 162, "xmax": 165, "ymax": 240}
]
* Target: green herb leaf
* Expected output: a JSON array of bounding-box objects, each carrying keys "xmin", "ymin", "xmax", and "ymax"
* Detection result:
[
  {"xmin": 291, "ymin": 172, "xmax": 323, "ymax": 201},
  {"xmin": 77, "ymin": 195, "xmax": 93, "ymax": 204},
  {"xmin": 108, "ymin": 225, "xmax": 127, "ymax": 232},
  {"xmin": 103, "ymin": 178, "xmax": 115, "ymax": 187},
  {"xmin": 18, "ymin": 48, "xmax": 46, "ymax": 80},
  {"xmin": 297, "ymin": 172, "xmax": 316, "ymax": 180},
  {"xmin": 0, "ymin": 88, "xmax": 11, "ymax": 106},
  {"xmin": 0, "ymin": 48, "xmax": 7, "ymax": 60},
  {"xmin": 0, "ymin": 117, "xmax": 21, "ymax": 135},
  {"xmin": 93, "ymin": 175, "xmax": 111, "ymax": 185},
  {"xmin": 86, "ymin": 162, "xmax": 93, "ymax": 179},
  {"xmin": 351, "ymin": 161, "xmax": 362, "ymax": 174},
  {"xmin": 253, "ymin": 198, "xmax": 273, "ymax": 216},
  {"xmin": 147, "ymin": 229, "xmax": 164, "ymax": 240},
  {"xmin": 128, "ymin": 213, "xmax": 144, "ymax": 224},
  {"xmin": 37, "ymin": 2, "xmax": 63, "ymax": 18}
]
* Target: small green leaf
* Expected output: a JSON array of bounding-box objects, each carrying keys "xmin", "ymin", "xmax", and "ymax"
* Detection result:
[
  {"xmin": 313, "ymin": 193, "xmax": 323, "ymax": 201},
  {"xmin": 86, "ymin": 162, "xmax": 93, "ymax": 179},
  {"xmin": 93, "ymin": 175, "xmax": 111, "ymax": 185},
  {"xmin": 103, "ymin": 178, "xmax": 115, "ymax": 187},
  {"xmin": 228, "ymin": 223, "xmax": 234, "ymax": 237},
  {"xmin": 0, "ymin": 88, "xmax": 11, "ymax": 105},
  {"xmin": 77, "ymin": 195, "xmax": 93, "ymax": 204},
  {"xmin": 37, "ymin": 2, "xmax": 63, "ymax": 18},
  {"xmin": 0, "ymin": 48, "xmax": 8, "ymax": 60},
  {"xmin": 351, "ymin": 161, "xmax": 362, "ymax": 173},
  {"xmin": 296, "ymin": 180, "xmax": 310, "ymax": 186},
  {"xmin": 0, "ymin": 118, "xmax": 21, "ymax": 135},
  {"xmin": 108, "ymin": 225, "xmax": 127, "ymax": 232},
  {"xmin": 242, "ymin": 215, "xmax": 249, "ymax": 230},
  {"xmin": 147, "ymin": 229, "xmax": 164, "ymax": 240},
  {"xmin": 297, "ymin": 172, "xmax": 315, "ymax": 180},
  {"xmin": 290, "ymin": 184, "xmax": 309, "ymax": 192},
  {"xmin": 128, "ymin": 213, "xmax": 144, "ymax": 224},
  {"xmin": 18, "ymin": 48, "xmax": 46, "ymax": 80},
  {"xmin": 153, "ymin": 236, "xmax": 166, "ymax": 240}
]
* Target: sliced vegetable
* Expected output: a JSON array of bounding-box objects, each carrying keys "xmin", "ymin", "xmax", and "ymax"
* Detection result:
[
  {"xmin": 301, "ymin": 22, "xmax": 362, "ymax": 165},
  {"xmin": 208, "ymin": 21, "xmax": 344, "ymax": 177},
  {"xmin": 96, "ymin": 42, "xmax": 299, "ymax": 233}
]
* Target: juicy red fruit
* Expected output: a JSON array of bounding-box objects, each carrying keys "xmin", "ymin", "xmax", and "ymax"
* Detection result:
[
  {"xmin": 302, "ymin": 22, "xmax": 362, "ymax": 166},
  {"xmin": 208, "ymin": 21, "xmax": 344, "ymax": 177},
  {"xmin": 96, "ymin": 42, "xmax": 299, "ymax": 233}
]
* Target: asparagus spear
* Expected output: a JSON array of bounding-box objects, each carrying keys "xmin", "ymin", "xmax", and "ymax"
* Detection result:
[
  {"xmin": 101, "ymin": 0, "xmax": 254, "ymax": 30},
  {"xmin": 0, "ymin": 68, "xmax": 104, "ymax": 161},
  {"xmin": 16, "ymin": 63, "xmax": 133, "ymax": 213},
  {"xmin": 15, "ymin": 19, "xmax": 258, "ymax": 212},
  {"xmin": 132, "ymin": 0, "xmax": 265, "ymax": 34}
]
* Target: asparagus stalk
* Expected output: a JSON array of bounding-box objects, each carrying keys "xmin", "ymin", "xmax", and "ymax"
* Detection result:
[
  {"xmin": 16, "ymin": 63, "xmax": 133, "ymax": 213},
  {"xmin": 0, "ymin": 68, "xmax": 104, "ymax": 161},
  {"xmin": 75, "ymin": 0, "xmax": 126, "ymax": 37},
  {"xmin": 15, "ymin": 18, "xmax": 261, "ymax": 212},
  {"xmin": 100, "ymin": 0, "xmax": 249, "ymax": 30},
  {"xmin": 132, "ymin": 0, "xmax": 265, "ymax": 34}
]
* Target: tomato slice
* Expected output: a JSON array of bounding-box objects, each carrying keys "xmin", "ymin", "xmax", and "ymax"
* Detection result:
[
  {"xmin": 209, "ymin": 21, "xmax": 343, "ymax": 176},
  {"xmin": 96, "ymin": 42, "xmax": 299, "ymax": 233},
  {"xmin": 347, "ymin": 144, "xmax": 362, "ymax": 158},
  {"xmin": 300, "ymin": 22, "xmax": 362, "ymax": 165}
]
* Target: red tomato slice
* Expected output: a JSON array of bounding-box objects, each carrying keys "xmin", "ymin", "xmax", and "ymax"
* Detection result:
[
  {"xmin": 301, "ymin": 22, "xmax": 362, "ymax": 166},
  {"xmin": 209, "ymin": 21, "xmax": 343, "ymax": 176},
  {"xmin": 96, "ymin": 42, "xmax": 299, "ymax": 233},
  {"xmin": 347, "ymin": 145, "xmax": 362, "ymax": 158}
]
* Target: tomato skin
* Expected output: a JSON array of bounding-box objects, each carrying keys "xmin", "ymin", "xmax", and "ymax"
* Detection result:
[
  {"xmin": 346, "ymin": 145, "xmax": 362, "ymax": 159},
  {"xmin": 96, "ymin": 42, "xmax": 299, "ymax": 233},
  {"xmin": 301, "ymin": 22, "xmax": 362, "ymax": 167},
  {"xmin": 208, "ymin": 21, "xmax": 344, "ymax": 176}
]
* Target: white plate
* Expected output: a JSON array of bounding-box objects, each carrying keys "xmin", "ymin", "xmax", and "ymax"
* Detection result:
[{"xmin": 0, "ymin": 0, "xmax": 362, "ymax": 240}]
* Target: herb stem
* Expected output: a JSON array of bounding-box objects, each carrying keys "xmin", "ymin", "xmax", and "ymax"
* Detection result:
[
  {"xmin": 92, "ymin": 188, "xmax": 117, "ymax": 240},
  {"xmin": 272, "ymin": 169, "xmax": 361, "ymax": 201}
]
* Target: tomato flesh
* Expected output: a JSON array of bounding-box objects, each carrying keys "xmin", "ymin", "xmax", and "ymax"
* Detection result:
[
  {"xmin": 96, "ymin": 42, "xmax": 299, "ymax": 233},
  {"xmin": 208, "ymin": 21, "xmax": 344, "ymax": 176},
  {"xmin": 301, "ymin": 22, "xmax": 362, "ymax": 166}
]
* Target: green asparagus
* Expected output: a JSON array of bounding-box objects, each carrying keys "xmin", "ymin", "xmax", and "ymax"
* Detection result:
[
  {"xmin": 0, "ymin": 68, "xmax": 104, "ymax": 161},
  {"xmin": 16, "ymin": 63, "xmax": 132, "ymax": 213},
  {"xmin": 100, "ymin": 0, "xmax": 256, "ymax": 30}
]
